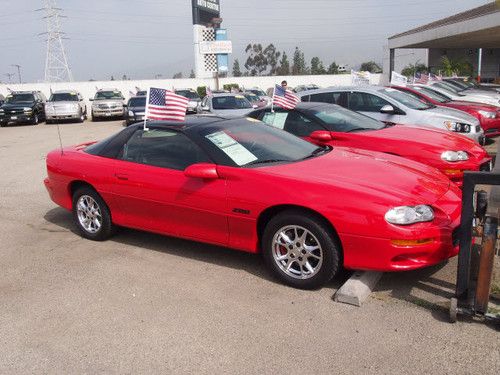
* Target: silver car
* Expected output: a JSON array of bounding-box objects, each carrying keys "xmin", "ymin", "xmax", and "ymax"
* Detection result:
[
  {"xmin": 299, "ymin": 86, "xmax": 485, "ymax": 144},
  {"xmin": 90, "ymin": 89, "xmax": 126, "ymax": 121},
  {"xmin": 175, "ymin": 89, "xmax": 201, "ymax": 114},
  {"xmin": 45, "ymin": 90, "xmax": 87, "ymax": 123},
  {"xmin": 199, "ymin": 93, "xmax": 254, "ymax": 117}
]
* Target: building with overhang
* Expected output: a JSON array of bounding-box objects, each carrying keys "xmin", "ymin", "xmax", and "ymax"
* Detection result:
[{"xmin": 385, "ymin": 1, "xmax": 500, "ymax": 82}]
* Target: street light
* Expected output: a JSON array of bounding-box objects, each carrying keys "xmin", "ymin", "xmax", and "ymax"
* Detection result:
[{"xmin": 10, "ymin": 64, "xmax": 22, "ymax": 83}]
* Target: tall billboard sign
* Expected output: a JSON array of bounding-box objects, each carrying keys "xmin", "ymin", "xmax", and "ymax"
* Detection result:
[{"xmin": 192, "ymin": 0, "xmax": 220, "ymax": 25}]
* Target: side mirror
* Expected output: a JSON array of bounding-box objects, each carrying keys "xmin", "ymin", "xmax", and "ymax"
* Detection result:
[
  {"xmin": 310, "ymin": 130, "xmax": 333, "ymax": 142},
  {"xmin": 184, "ymin": 163, "xmax": 219, "ymax": 179},
  {"xmin": 380, "ymin": 104, "xmax": 395, "ymax": 114}
]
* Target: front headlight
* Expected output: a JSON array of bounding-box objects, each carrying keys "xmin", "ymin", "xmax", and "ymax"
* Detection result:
[
  {"xmin": 385, "ymin": 205, "xmax": 434, "ymax": 225},
  {"xmin": 441, "ymin": 150, "xmax": 469, "ymax": 162},
  {"xmin": 0, "ymin": 109, "xmax": 4, "ymax": 113},
  {"xmin": 478, "ymin": 110, "xmax": 496, "ymax": 119},
  {"xmin": 23, "ymin": 107, "xmax": 33, "ymax": 112},
  {"xmin": 444, "ymin": 121, "xmax": 470, "ymax": 133},
  {"xmin": 128, "ymin": 110, "xmax": 134, "ymax": 117}
]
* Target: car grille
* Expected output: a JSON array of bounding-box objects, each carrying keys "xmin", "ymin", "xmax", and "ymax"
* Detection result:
[
  {"xmin": 97, "ymin": 103, "xmax": 120, "ymax": 109},
  {"xmin": 4, "ymin": 108, "xmax": 24, "ymax": 115}
]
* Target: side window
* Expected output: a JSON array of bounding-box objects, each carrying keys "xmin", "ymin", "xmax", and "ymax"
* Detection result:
[
  {"xmin": 283, "ymin": 112, "xmax": 325, "ymax": 137},
  {"xmin": 348, "ymin": 92, "xmax": 390, "ymax": 112},
  {"xmin": 309, "ymin": 92, "xmax": 335, "ymax": 104},
  {"xmin": 301, "ymin": 95, "xmax": 310, "ymax": 102},
  {"xmin": 119, "ymin": 129, "xmax": 210, "ymax": 170}
]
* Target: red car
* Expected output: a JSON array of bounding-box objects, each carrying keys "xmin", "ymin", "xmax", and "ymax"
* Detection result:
[
  {"xmin": 390, "ymin": 85, "xmax": 500, "ymax": 137},
  {"xmin": 44, "ymin": 117, "xmax": 462, "ymax": 289},
  {"xmin": 248, "ymin": 103, "xmax": 491, "ymax": 187}
]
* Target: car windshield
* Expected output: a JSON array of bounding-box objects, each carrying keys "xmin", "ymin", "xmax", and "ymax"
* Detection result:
[
  {"xmin": 445, "ymin": 80, "xmax": 469, "ymax": 90},
  {"xmin": 410, "ymin": 86, "xmax": 451, "ymax": 103},
  {"xmin": 176, "ymin": 90, "xmax": 200, "ymax": 100},
  {"xmin": 310, "ymin": 105, "xmax": 385, "ymax": 132},
  {"xmin": 212, "ymin": 95, "xmax": 252, "ymax": 110},
  {"xmin": 49, "ymin": 93, "xmax": 79, "ymax": 102},
  {"xmin": 191, "ymin": 118, "xmax": 322, "ymax": 167},
  {"xmin": 248, "ymin": 89, "xmax": 266, "ymax": 97},
  {"xmin": 5, "ymin": 94, "xmax": 35, "ymax": 103},
  {"xmin": 128, "ymin": 97, "xmax": 146, "ymax": 107},
  {"xmin": 243, "ymin": 93, "xmax": 259, "ymax": 103},
  {"xmin": 95, "ymin": 91, "xmax": 123, "ymax": 100},
  {"xmin": 379, "ymin": 88, "xmax": 432, "ymax": 110},
  {"xmin": 433, "ymin": 82, "xmax": 463, "ymax": 95}
]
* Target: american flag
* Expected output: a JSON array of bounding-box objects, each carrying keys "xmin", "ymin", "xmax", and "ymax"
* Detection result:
[
  {"xmin": 272, "ymin": 84, "xmax": 300, "ymax": 110},
  {"xmin": 146, "ymin": 87, "xmax": 189, "ymax": 122},
  {"xmin": 429, "ymin": 73, "xmax": 442, "ymax": 81},
  {"xmin": 413, "ymin": 72, "xmax": 429, "ymax": 84},
  {"xmin": 206, "ymin": 86, "xmax": 213, "ymax": 96}
]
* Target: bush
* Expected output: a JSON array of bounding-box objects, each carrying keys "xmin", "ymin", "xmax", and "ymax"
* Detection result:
[
  {"xmin": 223, "ymin": 83, "xmax": 240, "ymax": 92},
  {"xmin": 197, "ymin": 86, "xmax": 207, "ymax": 97}
]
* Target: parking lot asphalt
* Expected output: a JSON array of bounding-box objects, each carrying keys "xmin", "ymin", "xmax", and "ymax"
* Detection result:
[{"xmin": 0, "ymin": 120, "xmax": 499, "ymax": 374}]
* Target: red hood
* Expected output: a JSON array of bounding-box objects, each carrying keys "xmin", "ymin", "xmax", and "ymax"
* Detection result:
[
  {"xmin": 257, "ymin": 147, "xmax": 451, "ymax": 206},
  {"xmin": 329, "ymin": 125, "xmax": 487, "ymax": 161},
  {"xmin": 445, "ymin": 100, "xmax": 500, "ymax": 112}
]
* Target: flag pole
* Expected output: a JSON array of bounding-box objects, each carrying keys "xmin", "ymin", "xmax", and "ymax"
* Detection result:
[
  {"xmin": 143, "ymin": 87, "xmax": 150, "ymax": 131},
  {"xmin": 271, "ymin": 85, "xmax": 276, "ymax": 113}
]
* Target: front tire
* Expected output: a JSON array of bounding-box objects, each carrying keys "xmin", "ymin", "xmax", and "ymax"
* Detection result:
[
  {"xmin": 31, "ymin": 114, "xmax": 39, "ymax": 125},
  {"xmin": 262, "ymin": 210, "xmax": 340, "ymax": 289},
  {"xmin": 78, "ymin": 110, "xmax": 85, "ymax": 123},
  {"xmin": 72, "ymin": 187, "xmax": 114, "ymax": 241}
]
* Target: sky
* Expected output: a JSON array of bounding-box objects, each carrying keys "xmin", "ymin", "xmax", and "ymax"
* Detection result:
[{"xmin": 0, "ymin": 0, "xmax": 492, "ymax": 83}]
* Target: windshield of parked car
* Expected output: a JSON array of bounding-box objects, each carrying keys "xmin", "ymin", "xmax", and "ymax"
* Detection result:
[
  {"xmin": 409, "ymin": 86, "xmax": 451, "ymax": 103},
  {"xmin": 432, "ymin": 82, "xmax": 464, "ymax": 95},
  {"xmin": 191, "ymin": 118, "xmax": 323, "ymax": 167},
  {"xmin": 310, "ymin": 105, "xmax": 385, "ymax": 132},
  {"xmin": 128, "ymin": 97, "xmax": 146, "ymax": 107},
  {"xmin": 243, "ymin": 93, "xmax": 260, "ymax": 103},
  {"xmin": 49, "ymin": 93, "xmax": 79, "ymax": 102},
  {"xmin": 212, "ymin": 95, "xmax": 252, "ymax": 110},
  {"xmin": 248, "ymin": 89, "xmax": 266, "ymax": 97},
  {"xmin": 176, "ymin": 90, "xmax": 200, "ymax": 100},
  {"xmin": 5, "ymin": 94, "xmax": 35, "ymax": 103},
  {"xmin": 444, "ymin": 80, "xmax": 469, "ymax": 90},
  {"xmin": 95, "ymin": 91, "xmax": 123, "ymax": 100},
  {"xmin": 379, "ymin": 88, "xmax": 432, "ymax": 110}
]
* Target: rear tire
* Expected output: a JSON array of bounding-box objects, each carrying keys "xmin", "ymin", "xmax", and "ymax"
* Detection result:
[
  {"xmin": 262, "ymin": 210, "xmax": 340, "ymax": 289},
  {"xmin": 72, "ymin": 186, "xmax": 114, "ymax": 241}
]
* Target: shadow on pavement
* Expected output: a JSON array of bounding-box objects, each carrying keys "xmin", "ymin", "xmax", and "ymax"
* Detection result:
[{"xmin": 44, "ymin": 207, "xmax": 351, "ymax": 292}]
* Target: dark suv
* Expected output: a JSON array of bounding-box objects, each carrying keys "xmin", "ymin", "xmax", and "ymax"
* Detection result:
[{"xmin": 0, "ymin": 91, "xmax": 46, "ymax": 126}]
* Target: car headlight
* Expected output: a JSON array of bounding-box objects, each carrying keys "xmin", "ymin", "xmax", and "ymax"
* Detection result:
[
  {"xmin": 441, "ymin": 150, "xmax": 469, "ymax": 162},
  {"xmin": 0, "ymin": 109, "xmax": 4, "ymax": 113},
  {"xmin": 478, "ymin": 110, "xmax": 496, "ymax": 119},
  {"xmin": 444, "ymin": 121, "xmax": 470, "ymax": 133},
  {"xmin": 23, "ymin": 107, "xmax": 33, "ymax": 112},
  {"xmin": 385, "ymin": 205, "xmax": 434, "ymax": 225},
  {"xmin": 128, "ymin": 110, "xmax": 134, "ymax": 117}
]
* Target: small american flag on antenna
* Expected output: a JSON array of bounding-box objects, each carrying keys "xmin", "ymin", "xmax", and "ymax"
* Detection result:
[
  {"xmin": 413, "ymin": 72, "xmax": 429, "ymax": 84},
  {"xmin": 272, "ymin": 84, "xmax": 300, "ymax": 110},
  {"xmin": 146, "ymin": 87, "xmax": 189, "ymax": 122}
]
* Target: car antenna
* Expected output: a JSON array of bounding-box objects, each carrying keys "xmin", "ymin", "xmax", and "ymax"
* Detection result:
[{"xmin": 51, "ymin": 95, "xmax": 64, "ymax": 155}]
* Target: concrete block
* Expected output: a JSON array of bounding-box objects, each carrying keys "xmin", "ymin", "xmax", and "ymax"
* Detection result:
[{"xmin": 334, "ymin": 271, "xmax": 383, "ymax": 307}]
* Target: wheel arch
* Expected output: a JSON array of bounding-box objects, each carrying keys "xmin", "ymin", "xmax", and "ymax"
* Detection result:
[{"xmin": 256, "ymin": 204, "xmax": 343, "ymax": 256}]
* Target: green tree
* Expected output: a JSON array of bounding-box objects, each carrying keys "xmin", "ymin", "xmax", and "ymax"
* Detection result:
[
  {"xmin": 401, "ymin": 62, "xmax": 428, "ymax": 78},
  {"xmin": 244, "ymin": 43, "xmax": 268, "ymax": 76},
  {"xmin": 277, "ymin": 51, "xmax": 290, "ymax": 75},
  {"xmin": 360, "ymin": 61, "xmax": 382, "ymax": 73},
  {"xmin": 310, "ymin": 57, "xmax": 326, "ymax": 75},
  {"xmin": 232, "ymin": 59, "xmax": 242, "ymax": 77},
  {"xmin": 327, "ymin": 62, "xmax": 339, "ymax": 74},
  {"xmin": 263, "ymin": 44, "xmax": 281, "ymax": 75},
  {"xmin": 439, "ymin": 56, "xmax": 473, "ymax": 77},
  {"xmin": 291, "ymin": 47, "xmax": 308, "ymax": 75},
  {"xmin": 172, "ymin": 72, "xmax": 183, "ymax": 79}
]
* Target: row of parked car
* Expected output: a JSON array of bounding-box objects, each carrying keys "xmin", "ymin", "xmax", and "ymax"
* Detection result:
[{"xmin": 42, "ymin": 77, "xmax": 500, "ymax": 289}]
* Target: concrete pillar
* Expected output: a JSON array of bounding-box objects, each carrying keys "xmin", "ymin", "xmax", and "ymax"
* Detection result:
[{"xmin": 389, "ymin": 48, "xmax": 395, "ymax": 81}]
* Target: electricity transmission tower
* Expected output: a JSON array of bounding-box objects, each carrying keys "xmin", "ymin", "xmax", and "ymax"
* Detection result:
[{"xmin": 40, "ymin": 0, "xmax": 73, "ymax": 82}]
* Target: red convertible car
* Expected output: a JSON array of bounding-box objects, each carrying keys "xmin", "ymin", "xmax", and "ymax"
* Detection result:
[
  {"xmin": 44, "ymin": 117, "xmax": 462, "ymax": 289},
  {"xmin": 248, "ymin": 103, "xmax": 491, "ymax": 187},
  {"xmin": 390, "ymin": 85, "xmax": 500, "ymax": 137}
]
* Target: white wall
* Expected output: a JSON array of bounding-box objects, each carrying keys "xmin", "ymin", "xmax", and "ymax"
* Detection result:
[{"xmin": 0, "ymin": 74, "xmax": 382, "ymax": 109}]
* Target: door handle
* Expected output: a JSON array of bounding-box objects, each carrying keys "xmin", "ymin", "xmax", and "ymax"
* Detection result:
[{"xmin": 115, "ymin": 173, "xmax": 129, "ymax": 181}]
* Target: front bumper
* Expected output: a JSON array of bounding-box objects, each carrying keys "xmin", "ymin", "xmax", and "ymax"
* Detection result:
[
  {"xmin": 126, "ymin": 114, "xmax": 145, "ymax": 125},
  {"xmin": 340, "ymin": 187, "xmax": 461, "ymax": 271},
  {"xmin": 0, "ymin": 113, "xmax": 35, "ymax": 124},
  {"xmin": 440, "ymin": 157, "xmax": 492, "ymax": 188},
  {"xmin": 92, "ymin": 108, "xmax": 125, "ymax": 118},
  {"xmin": 46, "ymin": 111, "xmax": 80, "ymax": 120}
]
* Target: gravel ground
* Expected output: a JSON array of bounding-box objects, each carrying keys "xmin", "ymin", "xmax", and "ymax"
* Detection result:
[{"xmin": 0, "ymin": 120, "xmax": 498, "ymax": 374}]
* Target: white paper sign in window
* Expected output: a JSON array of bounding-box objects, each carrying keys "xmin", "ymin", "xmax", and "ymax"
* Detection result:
[
  {"xmin": 206, "ymin": 131, "xmax": 258, "ymax": 166},
  {"xmin": 262, "ymin": 112, "xmax": 288, "ymax": 129}
]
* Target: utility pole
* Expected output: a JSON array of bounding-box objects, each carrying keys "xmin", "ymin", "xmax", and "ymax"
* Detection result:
[
  {"xmin": 11, "ymin": 64, "xmax": 22, "ymax": 83},
  {"xmin": 5, "ymin": 73, "xmax": 15, "ymax": 83},
  {"xmin": 38, "ymin": 0, "xmax": 73, "ymax": 82}
]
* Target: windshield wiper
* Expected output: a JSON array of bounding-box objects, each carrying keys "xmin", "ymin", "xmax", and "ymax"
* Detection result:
[
  {"xmin": 245, "ymin": 159, "xmax": 288, "ymax": 166},
  {"xmin": 302, "ymin": 146, "xmax": 330, "ymax": 159}
]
